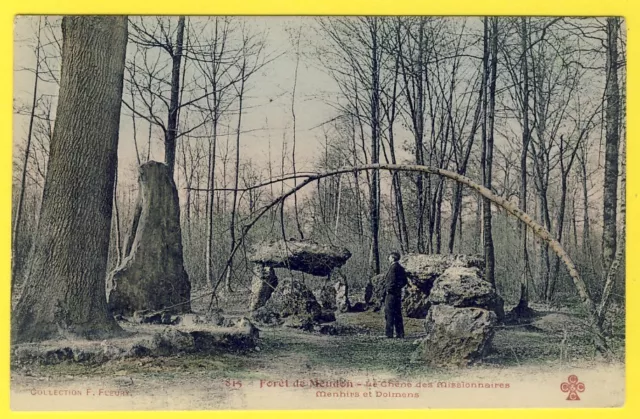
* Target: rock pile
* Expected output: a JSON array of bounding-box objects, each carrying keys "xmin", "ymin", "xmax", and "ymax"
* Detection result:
[
  {"xmin": 415, "ymin": 266, "xmax": 504, "ymax": 367},
  {"xmin": 369, "ymin": 254, "xmax": 488, "ymax": 318},
  {"xmin": 252, "ymin": 277, "xmax": 328, "ymax": 329}
]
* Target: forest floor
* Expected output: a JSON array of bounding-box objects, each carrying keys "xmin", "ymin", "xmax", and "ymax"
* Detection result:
[{"xmin": 10, "ymin": 304, "xmax": 625, "ymax": 410}]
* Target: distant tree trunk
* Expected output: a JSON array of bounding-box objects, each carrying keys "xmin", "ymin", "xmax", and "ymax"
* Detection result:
[
  {"xmin": 334, "ymin": 171, "xmax": 343, "ymax": 236},
  {"xmin": 516, "ymin": 17, "xmax": 532, "ymax": 313},
  {"xmin": 12, "ymin": 17, "xmax": 42, "ymax": 297},
  {"xmin": 579, "ymin": 151, "xmax": 591, "ymax": 251},
  {"xmin": 475, "ymin": 193, "xmax": 482, "ymax": 253},
  {"xmin": 113, "ymin": 169, "xmax": 123, "ymax": 267},
  {"xmin": 225, "ymin": 57, "xmax": 247, "ymax": 292},
  {"xmin": 448, "ymin": 75, "xmax": 483, "ymax": 253},
  {"xmin": 384, "ymin": 46, "xmax": 409, "ymax": 252},
  {"xmin": 481, "ymin": 17, "xmax": 497, "ymax": 286},
  {"xmin": 350, "ymin": 118, "xmax": 364, "ymax": 237},
  {"xmin": 540, "ymin": 191, "xmax": 552, "ymax": 301},
  {"xmin": 181, "ymin": 139, "xmax": 192, "ymax": 237},
  {"xmin": 415, "ymin": 20, "xmax": 426, "ymax": 254},
  {"xmin": 549, "ymin": 149, "xmax": 569, "ymax": 298},
  {"xmin": 602, "ymin": 17, "xmax": 620, "ymax": 270},
  {"xmin": 164, "ymin": 16, "xmax": 185, "ymax": 177},
  {"xmin": 598, "ymin": 138, "xmax": 625, "ymax": 328},
  {"xmin": 291, "ymin": 27, "xmax": 304, "ymax": 240},
  {"xmin": 369, "ymin": 17, "xmax": 381, "ymax": 275},
  {"xmin": 12, "ymin": 16, "xmax": 128, "ymax": 343},
  {"xmin": 206, "ymin": 121, "xmax": 218, "ymax": 290}
]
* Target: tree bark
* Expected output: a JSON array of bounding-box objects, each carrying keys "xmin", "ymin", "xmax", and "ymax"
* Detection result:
[
  {"xmin": 481, "ymin": 18, "xmax": 497, "ymax": 286},
  {"xmin": 516, "ymin": 17, "xmax": 532, "ymax": 313},
  {"xmin": 164, "ymin": 16, "xmax": 186, "ymax": 177},
  {"xmin": 598, "ymin": 131, "xmax": 625, "ymax": 328},
  {"xmin": 603, "ymin": 17, "xmax": 620, "ymax": 270},
  {"xmin": 369, "ymin": 17, "xmax": 381, "ymax": 275},
  {"xmin": 448, "ymin": 72, "xmax": 483, "ymax": 253},
  {"xmin": 225, "ymin": 57, "xmax": 247, "ymax": 292},
  {"xmin": 291, "ymin": 27, "xmax": 304, "ymax": 240},
  {"xmin": 12, "ymin": 16, "xmax": 128, "ymax": 343}
]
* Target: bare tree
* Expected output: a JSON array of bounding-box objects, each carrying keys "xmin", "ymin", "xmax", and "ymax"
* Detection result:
[
  {"xmin": 481, "ymin": 17, "xmax": 497, "ymax": 286},
  {"xmin": 602, "ymin": 17, "xmax": 620, "ymax": 270},
  {"xmin": 12, "ymin": 17, "xmax": 43, "ymax": 296}
]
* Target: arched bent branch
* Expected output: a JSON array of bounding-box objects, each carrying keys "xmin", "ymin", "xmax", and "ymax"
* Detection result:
[{"xmin": 189, "ymin": 163, "xmax": 608, "ymax": 352}]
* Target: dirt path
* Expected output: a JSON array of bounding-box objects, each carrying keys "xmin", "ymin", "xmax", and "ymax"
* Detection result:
[{"xmin": 11, "ymin": 312, "xmax": 625, "ymax": 410}]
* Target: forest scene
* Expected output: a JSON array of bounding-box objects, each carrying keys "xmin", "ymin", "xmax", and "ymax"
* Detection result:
[{"xmin": 10, "ymin": 15, "xmax": 625, "ymax": 410}]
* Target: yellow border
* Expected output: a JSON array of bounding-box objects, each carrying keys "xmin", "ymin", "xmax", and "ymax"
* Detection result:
[{"xmin": 1, "ymin": 1, "xmax": 635, "ymax": 418}]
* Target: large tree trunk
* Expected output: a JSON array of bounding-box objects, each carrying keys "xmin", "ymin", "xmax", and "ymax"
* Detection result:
[
  {"xmin": 12, "ymin": 16, "xmax": 128, "ymax": 343},
  {"xmin": 603, "ymin": 17, "xmax": 620, "ymax": 269},
  {"xmin": 164, "ymin": 16, "xmax": 186, "ymax": 177},
  {"xmin": 515, "ymin": 17, "xmax": 532, "ymax": 313},
  {"xmin": 481, "ymin": 18, "xmax": 497, "ymax": 286},
  {"xmin": 598, "ymin": 137, "xmax": 625, "ymax": 328}
]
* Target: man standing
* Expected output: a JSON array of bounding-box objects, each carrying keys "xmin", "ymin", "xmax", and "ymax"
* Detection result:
[{"xmin": 383, "ymin": 252, "xmax": 408, "ymax": 338}]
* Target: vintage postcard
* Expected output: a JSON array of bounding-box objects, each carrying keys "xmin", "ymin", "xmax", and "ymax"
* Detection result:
[{"xmin": 7, "ymin": 12, "xmax": 628, "ymax": 413}]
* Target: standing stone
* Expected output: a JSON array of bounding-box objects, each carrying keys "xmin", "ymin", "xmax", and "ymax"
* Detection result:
[
  {"xmin": 334, "ymin": 281, "xmax": 351, "ymax": 313},
  {"xmin": 364, "ymin": 280, "xmax": 374, "ymax": 306},
  {"xmin": 260, "ymin": 277, "xmax": 322, "ymax": 321},
  {"xmin": 318, "ymin": 280, "xmax": 337, "ymax": 310},
  {"xmin": 249, "ymin": 265, "xmax": 278, "ymax": 311},
  {"xmin": 417, "ymin": 305, "xmax": 497, "ymax": 367},
  {"xmin": 402, "ymin": 286, "xmax": 431, "ymax": 318},
  {"xmin": 107, "ymin": 161, "xmax": 191, "ymax": 315},
  {"xmin": 368, "ymin": 274, "xmax": 385, "ymax": 311}
]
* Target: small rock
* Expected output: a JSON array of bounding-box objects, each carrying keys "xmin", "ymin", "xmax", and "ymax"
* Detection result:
[
  {"xmin": 251, "ymin": 307, "xmax": 281, "ymax": 325},
  {"xmin": 114, "ymin": 376, "xmax": 134, "ymax": 387},
  {"xmin": 317, "ymin": 324, "xmax": 338, "ymax": 335},
  {"xmin": 205, "ymin": 311, "xmax": 225, "ymax": 326},
  {"xmin": 114, "ymin": 314, "xmax": 128, "ymax": 322},
  {"xmin": 349, "ymin": 302, "xmax": 367, "ymax": 312},
  {"xmin": 152, "ymin": 328, "xmax": 195, "ymax": 355},
  {"xmin": 237, "ymin": 317, "xmax": 260, "ymax": 339},
  {"xmin": 221, "ymin": 318, "xmax": 236, "ymax": 327},
  {"xmin": 283, "ymin": 316, "xmax": 314, "ymax": 331},
  {"xmin": 317, "ymin": 309, "xmax": 336, "ymax": 323}
]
